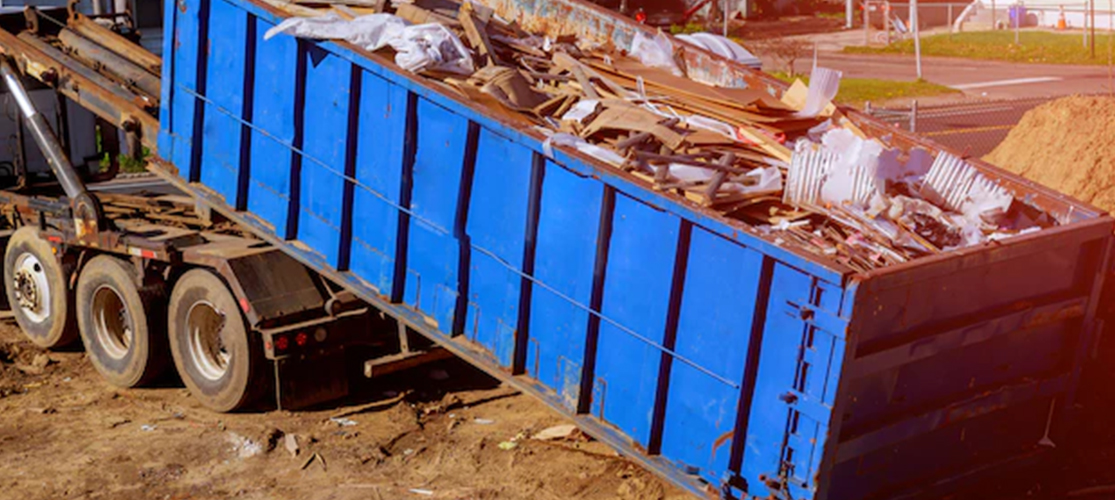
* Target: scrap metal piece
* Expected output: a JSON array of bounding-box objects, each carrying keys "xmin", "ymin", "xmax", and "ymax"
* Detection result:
[
  {"xmin": 784, "ymin": 141, "xmax": 835, "ymax": 207},
  {"xmin": 921, "ymin": 152, "xmax": 1011, "ymax": 215}
]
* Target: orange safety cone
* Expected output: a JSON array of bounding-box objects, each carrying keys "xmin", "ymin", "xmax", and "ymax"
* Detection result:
[{"xmin": 1057, "ymin": 5, "xmax": 1067, "ymax": 30}]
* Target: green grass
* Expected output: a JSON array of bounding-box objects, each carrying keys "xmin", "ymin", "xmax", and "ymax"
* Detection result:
[
  {"xmin": 844, "ymin": 30, "xmax": 1115, "ymax": 65},
  {"xmin": 771, "ymin": 73, "xmax": 960, "ymax": 106},
  {"xmin": 669, "ymin": 22, "xmax": 706, "ymax": 35}
]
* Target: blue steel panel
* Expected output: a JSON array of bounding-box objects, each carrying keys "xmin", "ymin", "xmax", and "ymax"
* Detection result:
[
  {"xmin": 165, "ymin": 0, "xmax": 203, "ymax": 172},
  {"xmin": 404, "ymin": 99, "xmax": 469, "ymax": 333},
  {"xmin": 593, "ymin": 193, "xmax": 679, "ymax": 445},
  {"xmin": 157, "ymin": 0, "xmax": 178, "ymax": 157},
  {"xmin": 526, "ymin": 162, "xmax": 603, "ymax": 409},
  {"xmin": 350, "ymin": 71, "xmax": 408, "ymax": 294},
  {"xmin": 786, "ymin": 320, "xmax": 843, "ymax": 498},
  {"xmin": 297, "ymin": 46, "xmax": 352, "ymax": 267},
  {"xmin": 660, "ymin": 227, "xmax": 762, "ymax": 484},
  {"xmin": 157, "ymin": 3, "xmax": 1115, "ymax": 500},
  {"xmin": 740, "ymin": 263, "xmax": 816, "ymax": 498},
  {"xmin": 226, "ymin": 0, "xmax": 849, "ymax": 287},
  {"xmin": 246, "ymin": 19, "xmax": 298, "ymax": 233},
  {"xmin": 464, "ymin": 129, "xmax": 534, "ymax": 365},
  {"xmin": 199, "ymin": 0, "xmax": 247, "ymax": 204}
]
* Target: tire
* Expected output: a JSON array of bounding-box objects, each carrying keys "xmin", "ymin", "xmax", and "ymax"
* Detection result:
[
  {"xmin": 168, "ymin": 269, "xmax": 266, "ymax": 412},
  {"xmin": 76, "ymin": 255, "xmax": 168, "ymax": 387},
  {"xmin": 4, "ymin": 227, "xmax": 77, "ymax": 348}
]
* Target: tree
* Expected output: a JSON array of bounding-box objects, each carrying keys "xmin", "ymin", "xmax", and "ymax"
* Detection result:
[{"xmin": 750, "ymin": 37, "xmax": 811, "ymax": 77}]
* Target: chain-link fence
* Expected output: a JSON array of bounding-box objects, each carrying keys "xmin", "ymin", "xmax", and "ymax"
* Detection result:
[{"xmin": 863, "ymin": 95, "xmax": 1059, "ymax": 157}]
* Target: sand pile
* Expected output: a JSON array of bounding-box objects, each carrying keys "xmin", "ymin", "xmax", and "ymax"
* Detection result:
[{"xmin": 985, "ymin": 95, "xmax": 1115, "ymax": 213}]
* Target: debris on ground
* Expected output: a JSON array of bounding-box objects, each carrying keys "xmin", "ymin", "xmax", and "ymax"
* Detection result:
[
  {"xmin": 285, "ymin": 433, "xmax": 301, "ymax": 457},
  {"xmin": 260, "ymin": 0, "xmax": 1058, "ymax": 272},
  {"xmin": 300, "ymin": 452, "xmax": 328, "ymax": 471},
  {"xmin": 263, "ymin": 428, "xmax": 285, "ymax": 453},
  {"xmin": 532, "ymin": 424, "xmax": 580, "ymax": 441},
  {"xmin": 227, "ymin": 432, "xmax": 264, "ymax": 459},
  {"xmin": 329, "ymin": 417, "xmax": 359, "ymax": 427},
  {"xmin": 0, "ymin": 325, "xmax": 686, "ymax": 500},
  {"xmin": 985, "ymin": 96, "xmax": 1115, "ymax": 213}
]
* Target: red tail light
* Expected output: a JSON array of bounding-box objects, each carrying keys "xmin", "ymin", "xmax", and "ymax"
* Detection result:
[
  {"xmin": 295, "ymin": 332, "xmax": 308, "ymax": 347},
  {"xmin": 274, "ymin": 335, "xmax": 289, "ymax": 351}
]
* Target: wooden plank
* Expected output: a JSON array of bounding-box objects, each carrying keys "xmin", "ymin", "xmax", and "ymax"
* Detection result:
[
  {"xmin": 458, "ymin": 3, "xmax": 500, "ymax": 67},
  {"xmin": 256, "ymin": 0, "xmax": 324, "ymax": 16}
]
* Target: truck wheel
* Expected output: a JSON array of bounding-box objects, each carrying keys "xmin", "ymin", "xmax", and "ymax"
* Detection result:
[
  {"xmin": 168, "ymin": 269, "xmax": 265, "ymax": 412},
  {"xmin": 4, "ymin": 227, "xmax": 77, "ymax": 348},
  {"xmin": 76, "ymin": 255, "xmax": 167, "ymax": 387}
]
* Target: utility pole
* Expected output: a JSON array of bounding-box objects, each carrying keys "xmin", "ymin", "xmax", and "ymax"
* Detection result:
[
  {"xmin": 912, "ymin": 0, "xmax": 922, "ymax": 78},
  {"xmin": 1092, "ymin": 0, "xmax": 1097, "ymax": 58},
  {"xmin": 1085, "ymin": 6, "xmax": 1089, "ymax": 49},
  {"xmin": 991, "ymin": 0, "xmax": 996, "ymax": 29},
  {"xmin": 847, "ymin": 0, "xmax": 854, "ymax": 29},
  {"xmin": 1015, "ymin": 2, "xmax": 1020, "ymax": 44}
]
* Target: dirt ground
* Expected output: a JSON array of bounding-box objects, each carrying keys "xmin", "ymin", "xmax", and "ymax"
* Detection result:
[
  {"xmin": 0, "ymin": 321, "xmax": 686, "ymax": 500},
  {"xmin": 985, "ymin": 95, "xmax": 1115, "ymax": 212}
]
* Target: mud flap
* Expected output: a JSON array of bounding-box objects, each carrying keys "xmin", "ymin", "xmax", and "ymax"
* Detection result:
[{"xmin": 273, "ymin": 347, "xmax": 349, "ymax": 410}]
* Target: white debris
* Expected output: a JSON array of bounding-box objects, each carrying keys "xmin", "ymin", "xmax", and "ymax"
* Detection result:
[
  {"xmin": 796, "ymin": 67, "xmax": 842, "ymax": 118},
  {"xmin": 226, "ymin": 432, "xmax": 263, "ymax": 459},
  {"xmin": 532, "ymin": 424, "xmax": 578, "ymax": 441},
  {"xmin": 561, "ymin": 99, "xmax": 600, "ymax": 124},
  {"xmin": 330, "ymin": 417, "xmax": 358, "ymax": 427},
  {"xmin": 630, "ymin": 30, "xmax": 682, "ymax": 77},
  {"xmin": 541, "ymin": 132, "xmax": 625, "ymax": 166},
  {"xmin": 264, "ymin": 13, "xmax": 474, "ymax": 75},
  {"xmin": 675, "ymin": 32, "xmax": 762, "ymax": 67}
]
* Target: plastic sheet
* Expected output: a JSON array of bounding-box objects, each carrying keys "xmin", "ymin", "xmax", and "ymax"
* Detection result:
[
  {"xmin": 676, "ymin": 33, "xmax": 762, "ymax": 68},
  {"xmin": 264, "ymin": 13, "xmax": 475, "ymax": 74},
  {"xmin": 540, "ymin": 131, "xmax": 625, "ymax": 166},
  {"xmin": 630, "ymin": 31, "xmax": 682, "ymax": 77}
]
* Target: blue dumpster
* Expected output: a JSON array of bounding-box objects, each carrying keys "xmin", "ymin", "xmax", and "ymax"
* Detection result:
[{"xmin": 155, "ymin": 0, "xmax": 1115, "ymax": 498}]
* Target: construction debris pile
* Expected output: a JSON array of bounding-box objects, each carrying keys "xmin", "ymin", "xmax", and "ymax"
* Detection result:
[{"xmin": 260, "ymin": 0, "xmax": 1058, "ymax": 272}]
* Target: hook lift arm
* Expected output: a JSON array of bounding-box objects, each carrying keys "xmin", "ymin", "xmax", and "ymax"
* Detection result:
[{"xmin": 0, "ymin": 58, "xmax": 103, "ymax": 238}]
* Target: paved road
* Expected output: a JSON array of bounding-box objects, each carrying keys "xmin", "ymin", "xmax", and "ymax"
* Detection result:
[
  {"xmin": 809, "ymin": 52, "xmax": 1113, "ymax": 100},
  {"xmin": 786, "ymin": 52, "xmax": 1104, "ymax": 157}
]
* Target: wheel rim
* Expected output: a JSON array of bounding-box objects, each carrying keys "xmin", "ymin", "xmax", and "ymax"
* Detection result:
[
  {"xmin": 91, "ymin": 285, "xmax": 132, "ymax": 359},
  {"xmin": 13, "ymin": 252, "xmax": 50, "ymax": 324},
  {"xmin": 186, "ymin": 301, "xmax": 230, "ymax": 381}
]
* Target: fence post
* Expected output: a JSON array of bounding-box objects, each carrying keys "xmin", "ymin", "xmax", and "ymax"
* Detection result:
[
  {"xmin": 865, "ymin": 101, "xmax": 873, "ymax": 114},
  {"xmin": 948, "ymin": 3, "xmax": 954, "ymax": 33},
  {"xmin": 910, "ymin": 99, "xmax": 918, "ymax": 133}
]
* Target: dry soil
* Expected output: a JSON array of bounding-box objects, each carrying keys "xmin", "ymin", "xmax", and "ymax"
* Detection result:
[
  {"xmin": 0, "ymin": 321, "xmax": 686, "ymax": 500},
  {"xmin": 985, "ymin": 95, "xmax": 1115, "ymax": 212}
]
